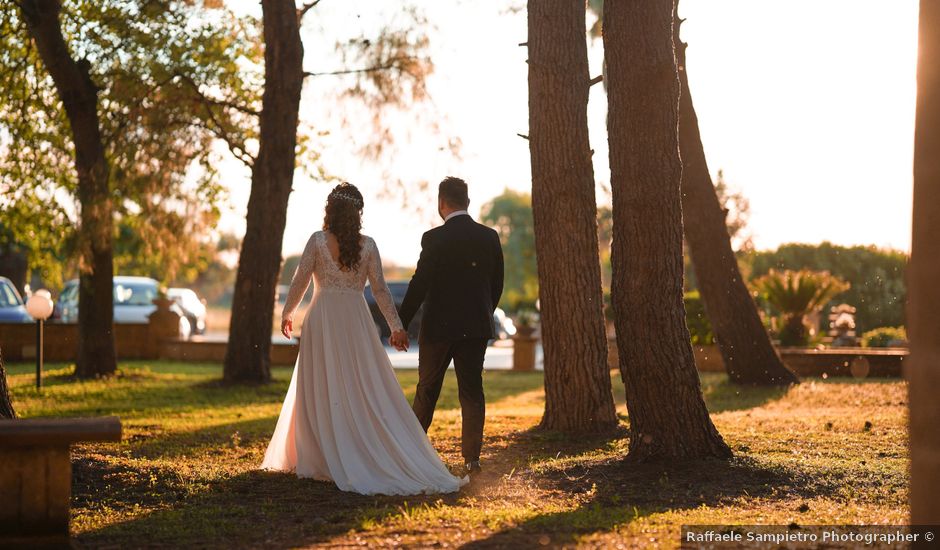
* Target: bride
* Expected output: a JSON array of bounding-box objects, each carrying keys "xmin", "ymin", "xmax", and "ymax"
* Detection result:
[{"xmin": 260, "ymin": 182, "xmax": 468, "ymax": 495}]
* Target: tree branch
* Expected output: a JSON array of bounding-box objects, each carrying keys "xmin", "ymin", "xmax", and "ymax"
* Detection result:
[
  {"xmin": 589, "ymin": 74, "xmax": 604, "ymax": 87},
  {"xmin": 174, "ymin": 71, "xmax": 260, "ymax": 117},
  {"xmin": 297, "ymin": 0, "xmax": 322, "ymax": 19},
  {"xmin": 303, "ymin": 57, "xmax": 419, "ymax": 78}
]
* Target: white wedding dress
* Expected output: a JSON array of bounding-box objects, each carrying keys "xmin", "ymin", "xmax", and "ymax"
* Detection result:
[{"xmin": 261, "ymin": 231, "xmax": 467, "ymax": 495}]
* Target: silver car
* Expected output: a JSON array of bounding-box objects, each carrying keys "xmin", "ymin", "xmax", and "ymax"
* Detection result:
[
  {"xmin": 57, "ymin": 276, "xmax": 192, "ymax": 339},
  {"xmin": 167, "ymin": 288, "xmax": 207, "ymax": 335}
]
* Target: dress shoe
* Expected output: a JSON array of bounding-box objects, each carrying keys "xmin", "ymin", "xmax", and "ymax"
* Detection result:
[{"xmin": 464, "ymin": 460, "xmax": 482, "ymax": 476}]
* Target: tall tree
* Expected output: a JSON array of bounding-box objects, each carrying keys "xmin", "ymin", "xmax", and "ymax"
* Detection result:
[
  {"xmin": 4, "ymin": 1, "xmax": 255, "ymax": 376},
  {"xmin": 527, "ymin": 0, "xmax": 617, "ymax": 432},
  {"xmin": 604, "ymin": 0, "xmax": 731, "ymax": 460},
  {"xmin": 19, "ymin": 0, "xmax": 117, "ymax": 378},
  {"xmin": 223, "ymin": 0, "xmax": 305, "ymax": 384},
  {"xmin": 910, "ymin": 0, "xmax": 940, "ymax": 524},
  {"xmin": 221, "ymin": 3, "xmax": 435, "ymax": 383},
  {"xmin": 0, "ymin": 347, "xmax": 14, "ymax": 419},
  {"xmin": 673, "ymin": 15, "xmax": 798, "ymax": 386}
]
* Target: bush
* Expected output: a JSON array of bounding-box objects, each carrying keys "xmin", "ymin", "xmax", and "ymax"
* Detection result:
[
  {"xmin": 861, "ymin": 326, "xmax": 907, "ymax": 348},
  {"xmin": 684, "ymin": 291, "xmax": 714, "ymax": 345},
  {"xmin": 745, "ymin": 242, "xmax": 907, "ymax": 333}
]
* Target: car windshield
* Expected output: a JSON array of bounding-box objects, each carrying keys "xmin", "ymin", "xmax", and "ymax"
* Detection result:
[
  {"xmin": 0, "ymin": 283, "xmax": 21, "ymax": 308},
  {"xmin": 114, "ymin": 282, "xmax": 157, "ymax": 306}
]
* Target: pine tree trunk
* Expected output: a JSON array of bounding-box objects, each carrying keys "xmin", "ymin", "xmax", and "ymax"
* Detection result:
[
  {"xmin": 528, "ymin": 0, "xmax": 618, "ymax": 432},
  {"xmin": 909, "ymin": 0, "xmax": 940, "ymax": 524},
  {"xmin": 0, "ymin": 346, "xmax": 15, "ymax": 419},
  {"xmin": 673, "ymin": 15, "xmax": 798, "ymax": 386},
  {"xmin": 21, "ymin": 0, "xmax": 116, "ymax": 379},
  {"xmin": 603, "ymin": 0, "xmax": 731, "ymax": 461},
  {"xmin": 223, "ymin": 0, "xmax": 304, "ymax": 384}
]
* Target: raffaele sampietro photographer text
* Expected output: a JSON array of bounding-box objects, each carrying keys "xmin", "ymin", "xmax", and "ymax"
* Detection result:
[{"xmin": 681, "ymin": 525, "xmax": 934, "ymax": 548}]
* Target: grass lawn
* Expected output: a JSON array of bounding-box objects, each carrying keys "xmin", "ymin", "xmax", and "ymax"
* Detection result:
[{"xmin": 6, "ymin": 361, "xmax": 908, "ymax": 548}]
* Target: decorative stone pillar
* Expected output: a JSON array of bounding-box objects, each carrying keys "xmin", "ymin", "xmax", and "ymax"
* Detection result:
[{"xmin": 147, "ymin": 297, "xmax": 181, "ymax": 358}]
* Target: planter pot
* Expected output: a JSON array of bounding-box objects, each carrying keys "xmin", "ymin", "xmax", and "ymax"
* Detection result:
[{"xmin": 512, "ymin": 335, "xmax": 538, "ymax": 371}]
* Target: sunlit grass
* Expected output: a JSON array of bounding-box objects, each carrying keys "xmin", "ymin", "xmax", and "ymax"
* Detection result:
[{"xmin": 6, "ymin": 361, "xmax": 908, "ymax": 548}]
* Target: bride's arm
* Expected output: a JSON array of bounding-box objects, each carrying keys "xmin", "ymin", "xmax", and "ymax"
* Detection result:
[
  {"xmin": 366, "ymin": 237, "xmax": 404, "ymax": 333},
  {"xmin": 281, "ymin": 233, "xmax": 318, "ymax": 330}
]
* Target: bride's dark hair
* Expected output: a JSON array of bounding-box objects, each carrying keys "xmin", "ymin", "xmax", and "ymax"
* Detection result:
[{"xmin": 323, "ymin": 182, "xmax": 365, "ymax": 271}]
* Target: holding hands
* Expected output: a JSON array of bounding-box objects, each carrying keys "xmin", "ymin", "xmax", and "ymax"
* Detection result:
[{"xmin": 390, "ymin": 329, "xmax": 410, "ymax": 352}]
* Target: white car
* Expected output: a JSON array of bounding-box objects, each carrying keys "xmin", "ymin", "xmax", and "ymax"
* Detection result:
[
  {"xmin": 57, "ymin": 276, "xmax": 192, "ymax": 339},
  {"xmin": 167, "ymin": 288, "xmax": 207, "ymax": 335}
]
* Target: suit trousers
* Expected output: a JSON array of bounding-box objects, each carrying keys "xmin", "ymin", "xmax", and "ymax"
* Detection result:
[{"xmin": 412, "ymin": 338, "xmax": 488, "ymax": 461}]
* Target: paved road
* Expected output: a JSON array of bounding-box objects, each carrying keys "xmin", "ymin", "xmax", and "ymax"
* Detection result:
[{"xmin": 198, "ymin": 332, "xmax": 543, "ymax": 371}]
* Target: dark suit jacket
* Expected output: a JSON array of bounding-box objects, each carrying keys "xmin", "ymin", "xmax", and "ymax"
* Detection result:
[{"xmin": 398, "ymin": 214, "xmax": 504, "ymax": 343}]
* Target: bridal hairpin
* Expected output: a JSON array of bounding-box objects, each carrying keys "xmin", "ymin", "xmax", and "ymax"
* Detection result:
[{"xmin": 330, "ymin": 191, "xmax": 363, "ymax": 208}]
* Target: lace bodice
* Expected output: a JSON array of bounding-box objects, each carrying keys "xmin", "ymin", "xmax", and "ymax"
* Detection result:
[{"xmin": 281, "ymin": 231, "xmax": 403, "ymax": 332}]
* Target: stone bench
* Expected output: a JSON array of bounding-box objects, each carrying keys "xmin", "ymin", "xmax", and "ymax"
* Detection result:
[{"xmin": 0, "ymin": 416, "xmax": 122, "ymax": 546}]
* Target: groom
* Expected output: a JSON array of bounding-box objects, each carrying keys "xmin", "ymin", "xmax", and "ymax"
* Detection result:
[{"xmin": 394, "ymin": 176, "xmax": 504, "ymax": 476}]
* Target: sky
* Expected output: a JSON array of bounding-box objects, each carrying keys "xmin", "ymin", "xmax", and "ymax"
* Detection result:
[{"xmin": 218, "ymin": 0, "xmax": 919, "ymax": 267}]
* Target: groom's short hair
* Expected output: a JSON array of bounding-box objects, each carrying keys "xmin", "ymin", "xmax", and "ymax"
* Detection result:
[{"xmin": 439, "ymin": 176, "xmax": 470, "ymax": 209}]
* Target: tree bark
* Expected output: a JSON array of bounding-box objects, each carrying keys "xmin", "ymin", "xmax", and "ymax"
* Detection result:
[
  {"xmin": 603, "ymin": 0, "xmax": 731, "ymax": 461},
  {"xmin": 0, "ymin": 346, "xmax": 15, "ymax": 419},
  {"xmin": 21, "ymin": 0, "xmax": 116, "ymax": 379},
  {"xmin": 527, "ymin": 0, "xmax": 618, "ymax": 432},
  {"xmin": 909, "ymin": 0, "xmax": 940, "ymax": 525},
  {"xmin": 223, "ymin": 0, "xmax": 304, "ymax": 384},
  {"xmin": 673, "ymin": 15, "xmax": 798, "ymax": 386}
]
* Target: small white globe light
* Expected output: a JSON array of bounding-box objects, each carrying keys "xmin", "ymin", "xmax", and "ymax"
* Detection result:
[{"xmin": 26, "ymin": 292, "xmax": 55, "ymax": 321}]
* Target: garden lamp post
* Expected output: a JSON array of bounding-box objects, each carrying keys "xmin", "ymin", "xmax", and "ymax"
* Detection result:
[{"xmin": 25, "ymin": 290, "xmax": 54, "ymax": 389}]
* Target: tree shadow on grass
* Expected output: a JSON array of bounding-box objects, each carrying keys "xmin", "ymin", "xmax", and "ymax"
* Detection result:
[
  {"xmin": 699, "ymin": 375, "xmax": 792, "ymax": 413},
  {"xmin": 75, "ymin": 456, "xmax": 471, "ymax": 548},
  {"xmin": 74, "ymin": 423, "xmax": 626, "ymax": 548},
  {"xmin": 459, "ymin": 453, "xmax": 825, "ymax": 549}
]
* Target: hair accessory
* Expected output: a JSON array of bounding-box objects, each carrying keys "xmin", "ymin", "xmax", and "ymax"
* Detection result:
[{"xmin": 329, "ymin": 190, "xmax": 363, "ymax": 208}]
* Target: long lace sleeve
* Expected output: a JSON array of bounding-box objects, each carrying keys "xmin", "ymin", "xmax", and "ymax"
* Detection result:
[
  {"xmin": 281, "ymin": 232, "xmax": 318, "ymax": 321},
  {"xmin": 366, "ymin": 237, "xmax": 404, "ymax": 333}
]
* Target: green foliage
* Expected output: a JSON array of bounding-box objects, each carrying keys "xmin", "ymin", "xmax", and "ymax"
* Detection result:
[
  {"xmin": 0, "ymin": 0, "xmax": 260, "ymax": 286},
  {"xmin": 861, "ymin": 326, "xmax": 907, "ymax": 348},
  {"xmin": 751, "ymin": 269, "xmax": 850, "ymax": 346},
  {"xmin": 480, "ymin": 189, "xmax": 538, "ymax": 312},
  {"xmin": 746, "ymin": 242, "xmax": 907, "ymax": 332},
  {"xmin": 684, "ymin": 290, "xmax": 714, "ymax": 345}
]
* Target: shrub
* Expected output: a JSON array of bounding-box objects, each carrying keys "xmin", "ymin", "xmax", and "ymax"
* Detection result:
[
  {"xmin": 751, "ymin": 269, "xmax": 850, "ymax": 347},
  {"xmin": 684, "ymin": 291, "xmax": 714, "ymax": 345},
  {"xmin": 861, "ymin": 326, "xmax": 907, "ymax": 348}
]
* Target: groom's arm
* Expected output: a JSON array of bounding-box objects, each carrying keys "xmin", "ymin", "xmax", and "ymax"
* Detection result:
[{"xmin": 399, "ymin": 232, "xmax": 435, "ymax": 329}]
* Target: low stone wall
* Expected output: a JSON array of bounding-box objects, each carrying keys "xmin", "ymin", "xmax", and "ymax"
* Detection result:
[
  {"xmin": 777, "ymin": 347, "xmax": 907, "ymax": 378},
  {"xmin": 607, "ymin": 338, "xmax": 906, "ymax": 378},
  {"xmin": 0, "ymin": 323, "xmax": 153, "ymax": 362},
  {"xmin": 161, "ymin": 338, "xmax": 299, "ymax": 366}
]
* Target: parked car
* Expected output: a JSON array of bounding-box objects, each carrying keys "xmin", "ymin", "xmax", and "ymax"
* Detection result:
[
  {"xmin": 0, "ymin": 276, "xmax": 31, "ymax": 323},
  {"xmin": 167, "ymin": 288, "xmax": 207, "ymax": 335},
  {"xmin": 492, "ymin": 307, "xmax": 516, "ymax": 340},
  {"xmin": 56, "ymin": 276, "xmax": 192, "ymax": 339},
  {"xmin": 364, "ymin": 281, "xmax": 422, "ymax": 342},
  {"xmin": 364, "ymin": 280, "xmax": 514, "ymax": 345}
]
